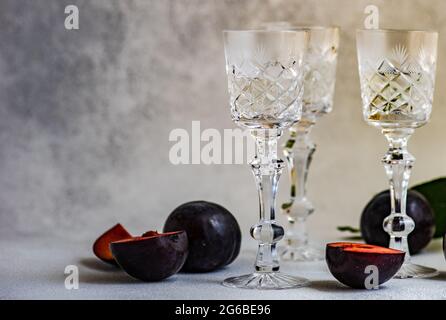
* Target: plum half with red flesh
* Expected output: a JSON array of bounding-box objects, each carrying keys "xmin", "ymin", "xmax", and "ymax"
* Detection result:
[
  {"xmin": 326, "ymin": 242, "xmax": 405, "ymax": 289},
  {"xmin": 93, "ymin": 223, "xmax": 132, "ymax": 265},
  {"xmin": 110, "ymin": 231, "xmax": 188, "ymax": 282}
]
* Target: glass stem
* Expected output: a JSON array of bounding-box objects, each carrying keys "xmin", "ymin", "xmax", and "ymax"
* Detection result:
[
  {"xmin": 250, "ymin": 129, "xmax": 285, "ymax": 273},
  {"xmin": 382, "ymin": 128, "xmax": 415, "ymax": 262},
  {"xmin": 283, "ymin": 121, "xmax": 316, "ymax": 248}
]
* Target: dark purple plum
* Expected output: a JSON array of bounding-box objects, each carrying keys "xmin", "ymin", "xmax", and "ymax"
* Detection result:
[
  {"xmin": 443, "ymin": 233, "xmax": 446, "ymax": 262},
  {"xmin": 326, "ymin": 242, "xmax": 405, "ymax": 289},
  {"xmin": 110, "ymin": 231, "xmax": 188, "ymax": 282},
  {"xmin": 360, "ymin": 190, "xmax": 435, "ymax": 254},
  {"xmin": 163, "ymin": 201, "xmax": 241, "ymax": 272}
]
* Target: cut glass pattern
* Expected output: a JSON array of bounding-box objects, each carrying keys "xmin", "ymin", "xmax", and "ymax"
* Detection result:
[{"xmin": 360, "ymin": 44, "xmax": 435, "ymax": 127}]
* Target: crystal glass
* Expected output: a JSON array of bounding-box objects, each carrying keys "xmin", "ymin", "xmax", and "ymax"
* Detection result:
[
  {"xmin": 357, "ymin": 29, "xmax": 439, "ymax": 278},
  {"xmin": 222, "ymin": 30, "xmax": 310, "ymax": 289},
  {"xmin": 263, "ymin": 24, "xmax": 340, "ymax": 261}
]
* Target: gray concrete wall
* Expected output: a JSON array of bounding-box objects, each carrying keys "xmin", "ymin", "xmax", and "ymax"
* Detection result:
[{"xmin": 1, "ymin": 0, "xmax": 446, "ymax": 242}]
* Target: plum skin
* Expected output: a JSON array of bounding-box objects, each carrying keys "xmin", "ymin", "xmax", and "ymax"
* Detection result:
[
  {"xmin": 164, "ymin": 201, "xmax": 241, "ymax": 273},
  {"xmin": 110, "ymin": 231, "xmax": 188, "ymax": 282},
  {"xmin": 361, "ymin": 190, "xmax": 435, "ymax": 254},
  {"xmin": 326, "ymin": 243, "xmax": 405, "ymax": 289},
  {"xmin": 443, "ymin": 233, "xmax": 446, "ymax": 261}
]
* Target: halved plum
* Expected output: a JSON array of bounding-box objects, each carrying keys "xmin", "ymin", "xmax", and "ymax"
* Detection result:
[
  {"xmin": 110, "ymin": 230, "xmax": 188, "ymax": 282},
  {"xmin": 93, "ymin": 223, "xmax": 132, "ymax": 265},
  {"xmin": 326, "ymin": 242, "xmax": 405, "ymax": 289},
  {"xmin": 141, "ymin": 230, "xmax": 160, "ymax": 238}
]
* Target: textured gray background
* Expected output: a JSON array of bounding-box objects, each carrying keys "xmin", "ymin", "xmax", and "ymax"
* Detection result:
[{"xmin": 1, "ymin": 0, "xmax": 446, "ymax": 245}]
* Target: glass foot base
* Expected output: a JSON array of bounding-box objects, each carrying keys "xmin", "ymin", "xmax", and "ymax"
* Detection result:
[
  {"xmin": 394, "ymin": 262, "xmax": 439, "ymax": 279},
  {"xmin": 222, "ymin": 272, "xmax": 310, "ymax": 290},
  {"xmin": 280, "ymin": 244, "xmax": 324, "ymax": 262}
]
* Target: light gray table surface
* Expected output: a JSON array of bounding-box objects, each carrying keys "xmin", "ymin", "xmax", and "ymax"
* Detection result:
[{"xmin": 1, "ymin": 235, "xmax": 446, "ymax": 300}]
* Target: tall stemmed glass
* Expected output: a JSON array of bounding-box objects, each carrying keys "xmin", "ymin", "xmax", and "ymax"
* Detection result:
[
  {"xmin": 272, "ymin": 26, "xmax": 340, "ymax": 262},
  {"xmin": 222, "ymin": 30, "xmax": 310, "ymax": 289},
  {"xmin": 357, "ymin": 29, "xmax": 439, "ymax": 278}
]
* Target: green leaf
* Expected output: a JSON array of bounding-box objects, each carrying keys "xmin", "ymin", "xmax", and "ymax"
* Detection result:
[
  {"xmin": 284, "ymin": 139, "xmax": 295, "ymax": 149},
  {"xmin": 341, "ymin": 235, "xmax": 364, "ymax": 241},
  {"xmin": 412, "ymin": 177, "xmax": 446, "ymax": 238},
  {"xmin": 290, "ymin": 185, "xmax": 296, "ymax": 198},
  {"xmin": 337, "ymin": 225, "xmax": 361, "ymax": 233},
  {"xmin": 281, "ymin": 202, "xmax": 293, "ymax": 210}
]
